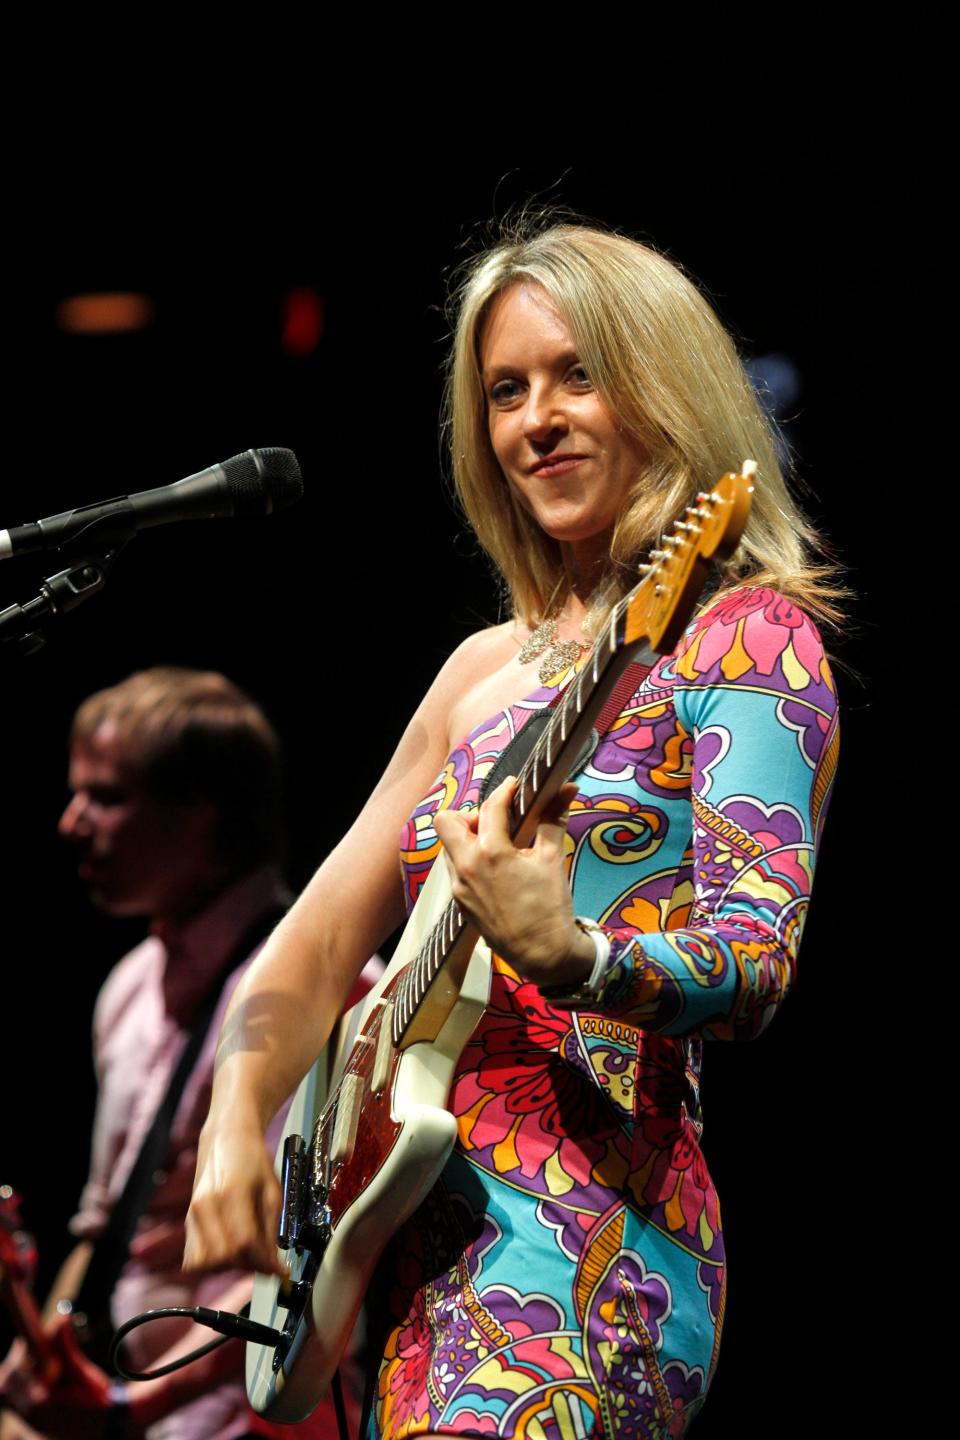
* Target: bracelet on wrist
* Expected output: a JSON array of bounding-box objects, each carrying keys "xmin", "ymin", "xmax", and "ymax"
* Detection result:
[{"xmin": 538, "ymin": 918, "xmax": 611, "ymax": 1007}]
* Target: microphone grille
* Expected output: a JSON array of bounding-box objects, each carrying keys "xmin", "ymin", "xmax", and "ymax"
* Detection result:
[{"xmin": 222, "ymin": 448, "xmax": 304, "ymax": 516}]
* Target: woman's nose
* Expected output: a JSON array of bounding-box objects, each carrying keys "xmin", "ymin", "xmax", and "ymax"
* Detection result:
[{"xmin": 521, "ymin": 385, "xmax": 568, "ymax": 444}]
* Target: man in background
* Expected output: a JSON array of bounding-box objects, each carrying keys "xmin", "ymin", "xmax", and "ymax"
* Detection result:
[{"xmin": 0, "ymin": 668, "xmax": 371, "ymax": 1438}]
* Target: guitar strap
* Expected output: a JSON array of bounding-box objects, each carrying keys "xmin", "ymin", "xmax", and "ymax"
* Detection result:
[
  {"xmin": 72, "ymin": 902, "xmax": 288, "ymax": 1366},
  {"xmin": 593, "ymin": 645, "xmax": 657, "ymax": 736}
]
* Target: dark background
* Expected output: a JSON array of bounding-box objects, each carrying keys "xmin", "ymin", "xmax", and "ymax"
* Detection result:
[{"xmin": 2, "ymin": 52, "xmax": 910, "ymax": 1438}]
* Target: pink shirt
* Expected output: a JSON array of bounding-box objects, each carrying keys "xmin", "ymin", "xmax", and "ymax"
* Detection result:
[{"xmin": 70, "ymin": 866, "xmax": 378, "ymax": 1440}]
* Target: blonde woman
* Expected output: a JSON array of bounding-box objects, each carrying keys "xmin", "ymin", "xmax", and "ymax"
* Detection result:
[{"xmin": 185, "ymin": 222, "xmax": 839, "ymax": 1438}]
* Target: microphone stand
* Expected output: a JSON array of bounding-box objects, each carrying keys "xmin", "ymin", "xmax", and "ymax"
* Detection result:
[{"xmin": 0, "ymin": 542, "xmax": 128, "ymax": 656}]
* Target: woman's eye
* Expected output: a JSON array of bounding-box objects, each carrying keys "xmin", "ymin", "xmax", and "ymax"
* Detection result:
[
  {"xmin": 489, "ymin": 379, "xmax": 521, "ymax": 405},
  {"xmin": 568, "ymin": 364, "xmax": 591, "ymax": 387}
]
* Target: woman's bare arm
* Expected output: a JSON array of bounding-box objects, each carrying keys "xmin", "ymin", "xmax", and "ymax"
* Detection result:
[{"xmin": 184, "ymin": 630, "xmax": 509, "ymax": 1276}]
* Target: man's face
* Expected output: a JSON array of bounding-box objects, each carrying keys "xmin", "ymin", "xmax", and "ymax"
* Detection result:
[{"xmin": 59, "ymin": 723, "xmax": 224, "ymax": 921}]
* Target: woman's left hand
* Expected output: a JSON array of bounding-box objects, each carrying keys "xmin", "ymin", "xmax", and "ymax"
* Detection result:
[{"xmin": 435, "ymin": 777, "xmax": 595, "ymax": 989}]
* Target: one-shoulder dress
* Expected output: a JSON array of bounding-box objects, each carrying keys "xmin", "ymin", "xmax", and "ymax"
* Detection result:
[{"xmin": 367, "ymin": 587, "xmax": 839, "ymax": 1440}]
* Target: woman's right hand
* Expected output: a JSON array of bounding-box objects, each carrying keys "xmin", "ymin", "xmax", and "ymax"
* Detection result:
[{"xmin": 183, "ymin": 1110, "xmax": 287, "ymax": 1279}]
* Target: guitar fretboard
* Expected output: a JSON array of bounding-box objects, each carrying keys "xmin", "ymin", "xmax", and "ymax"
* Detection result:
[{"xmin": 390, "ymin": 589, "xmax": 639, "ymax": 1047}]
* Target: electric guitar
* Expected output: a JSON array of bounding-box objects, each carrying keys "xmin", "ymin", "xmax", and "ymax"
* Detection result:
[
  {"xmin": 245, "ymin": 466, "xmax": 755, "ymax": 1422},
  {"xmin": 0, "ymin": 1185, "xmax": 58, "ymax": 1386}
]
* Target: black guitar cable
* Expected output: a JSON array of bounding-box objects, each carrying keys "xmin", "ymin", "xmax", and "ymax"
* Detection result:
[
  {"xmin": 108, "ymin": 1305, "xmax": 351, "ymax": 1440},
  {"xmin": 108, "ymin": 1302, "xmax": 282, "ymax": 1377}
]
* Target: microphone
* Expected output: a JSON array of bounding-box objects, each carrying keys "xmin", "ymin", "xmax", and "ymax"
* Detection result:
[{"xmin": 0, "ymin": 447, "xmax": 303, "ymax": 561}]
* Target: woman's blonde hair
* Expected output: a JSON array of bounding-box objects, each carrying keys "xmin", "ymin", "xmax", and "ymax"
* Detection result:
[{"xmin": 444, "ymin": 221, "xmax": 841, "ymax": 626}]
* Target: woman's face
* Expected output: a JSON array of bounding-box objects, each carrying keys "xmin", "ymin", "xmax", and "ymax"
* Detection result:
[{"xmin": 480, "ymin": 283, "xmax": 648, "ymax": 570}]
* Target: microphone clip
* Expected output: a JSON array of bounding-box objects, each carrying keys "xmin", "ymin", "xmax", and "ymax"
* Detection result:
[{"xmin": 0, "ymin": 544, "xmax": 126, "ymax": 656}]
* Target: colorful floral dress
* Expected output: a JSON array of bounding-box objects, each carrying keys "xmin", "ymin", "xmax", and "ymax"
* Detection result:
[{"xmin": 370, "ymin": 588, "xmax": 838, "ymax": 1440}]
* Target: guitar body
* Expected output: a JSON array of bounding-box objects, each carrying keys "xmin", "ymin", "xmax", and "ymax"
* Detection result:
[{"xmin": 245, "ymin": 860, "xmax": 492, "ymax": 1422}]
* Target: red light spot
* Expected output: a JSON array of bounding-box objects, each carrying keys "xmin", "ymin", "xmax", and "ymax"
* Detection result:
[{"xmin": 282, "ymin": 288, "xmax": 324, "ymax": 357}]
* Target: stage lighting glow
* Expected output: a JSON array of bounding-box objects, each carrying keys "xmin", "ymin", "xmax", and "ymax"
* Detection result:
[
  {"xmin": 282, "ymin": 287, "xmax": 324, "ymax": 357},
  {"xmin": 57, "ymin": 292, "xmax": 155, "ymax": 335}
]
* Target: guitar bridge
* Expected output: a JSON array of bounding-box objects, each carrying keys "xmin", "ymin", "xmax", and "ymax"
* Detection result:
[
  {"xmin": 278, "ymin": 1134, "xmax": 331, "ymax": 1256},
  {"xmin": 277, "ymin": 1134, "xmax": 306, "ymax": 1250}
]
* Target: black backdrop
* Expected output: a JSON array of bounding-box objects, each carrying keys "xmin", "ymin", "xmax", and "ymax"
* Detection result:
[{"xmin": 1, "ymin": 68, "xmax": 906, "ymax": 1438}]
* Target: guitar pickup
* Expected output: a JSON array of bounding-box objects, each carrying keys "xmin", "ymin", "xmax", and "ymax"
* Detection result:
[
  {"xmin": 330, "ymin": 1073, "xmax": 363, "ymax": 1164},
  {"xmin": 372, "ymin": 1003, "xmax": 394, "ymax": 1093}
]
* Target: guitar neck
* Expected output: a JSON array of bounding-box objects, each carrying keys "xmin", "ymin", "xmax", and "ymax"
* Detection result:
[
  {"xmin": 390, "ymin": 636, "xmax": 642, "ymax": 1049},
  {"xmin": 508, "ymin": 621, "xmax": 645, "ymax": 847},
  {"xmin": 391, "ymin": 468, "xmax": 754, "ymax": 1049}
]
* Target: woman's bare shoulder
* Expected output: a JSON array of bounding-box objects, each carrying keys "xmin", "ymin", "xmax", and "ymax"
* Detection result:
[
  {"xmin": 435, "ymin": 621, "xmax": 542, "ymax": 752},
  {"xmin": 444, "ymin": 620, "xmax": 521, "ymax": 673}
]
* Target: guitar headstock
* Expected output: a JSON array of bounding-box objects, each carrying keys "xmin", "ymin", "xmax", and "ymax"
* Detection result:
[{"xmin": 622, "ymin": 462, "xmax": 755, "ymax": 654}]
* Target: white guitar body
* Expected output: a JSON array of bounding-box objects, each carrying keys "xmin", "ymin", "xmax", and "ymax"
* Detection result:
[{"xmin": 245, "ymin": 858, "xmax": 492, "ymax": 1422}]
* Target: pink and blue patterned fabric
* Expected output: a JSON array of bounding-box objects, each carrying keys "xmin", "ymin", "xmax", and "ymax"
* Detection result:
[{"xmin": 371, "ymin": 587, "xmax": 838, "ymax": 1440}]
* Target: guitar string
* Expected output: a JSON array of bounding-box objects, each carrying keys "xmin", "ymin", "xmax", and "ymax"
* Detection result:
[{"xmin": 307, "ymin": 1000, "xmax": 390, "ymax": 1188}]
